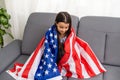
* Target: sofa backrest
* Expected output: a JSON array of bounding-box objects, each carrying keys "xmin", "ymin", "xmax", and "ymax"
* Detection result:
[
  {"xmin": 22, "ymin": 12, "xmax": 79, "ymax": 55},
  {"xmin": 78, "ymin": 16, "xmax": 120, "ymax": 66}
]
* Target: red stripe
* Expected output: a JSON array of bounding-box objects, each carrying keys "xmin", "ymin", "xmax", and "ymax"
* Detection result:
[
  {"xmin": 81, "ymin": 55, "xmax": 96, "ymax": 77},
  {"xmin": 64, "ymin": 63, "xmax": 72, "ymax": 77},
  {"xmin": 21, "ymin": 38, "xmax": 45, "ymax": 78},
  {"xmin": 72, "ymin": 32, "xmax": 84, "ymax": 78},
  {"xmin": 58, "ymin": 32, "xmax": 72, "ymax": 68},
  {"xmin": 72, "ymin": 48, "xmax": 84, "ymax": 78},
  {"xmin": 65, "ymin": 32, "xmax": 76, "ymax": 77},
  {"xmin": 10, "ymin": 63, "xmax": 23, "ymax": 72},
  {"xmin": 76, "ymin": 37, "xmax": 105, "ymax": 73}
]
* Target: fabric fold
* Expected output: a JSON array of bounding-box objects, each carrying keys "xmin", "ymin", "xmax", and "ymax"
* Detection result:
[{"xmin": 7, "ymin": 25, "xmax": 106, "ymax": 80}]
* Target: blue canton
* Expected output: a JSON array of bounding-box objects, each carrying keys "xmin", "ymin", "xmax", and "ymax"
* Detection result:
[{"xmin": 34, "ymin": 25, "xmax": 61, "ymax": 80}]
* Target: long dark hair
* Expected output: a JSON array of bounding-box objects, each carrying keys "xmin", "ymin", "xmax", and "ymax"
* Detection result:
[
  {"xmin": 55, "ymin": 12, "xmax": 72, "ymax": 36},
  {"xmin": 55, "ymin": 12, "xmax": 72, "ymax": 63}
]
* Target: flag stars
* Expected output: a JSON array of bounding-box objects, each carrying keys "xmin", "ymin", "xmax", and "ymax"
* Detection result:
[
  {"xmin": 49, "ymin": 28, "xmax": 51, "ymax": 31},
  {"xmin": 35, "ymin": 26, "xmax": 59, "ymax": 78},
  {"xmin": 47, "ymin": 48, "xmax": 51, "ymax": 52},
  {"xmin": 39, "ymin": 66, "xmax": 43, "ymax": 69},
  {"xmin": 45, "ymin": 54, "xmax": 49, "ymax": 58},
  {"xmin": 50, "ymin": 33, "xmax": 53, "ymax": 37},
  {"xmin": 54, "ymin": 34, "xmax": 57, "ymax": 39},
  {"xmin": 51, "ymin": 39, "xmax": 54, "ymax": 43},
  {"xmin": 41, "ymin": 59, "xmax": 44, "ymax": 62},
  {"xmin": 53, "ymin": 68, "xmax": 57, "ymax": 72},
  {"xmin": 50, "ymin": 58, "xmax": 53, "ymax": 62},
  {"xmin": 45, "ymin": 40, "xmax": 48, "ymax": 43},
  {"xmin": 53, "ymin": 44, "xmax": 57, "ymax": 48},
  {"xmin": 55, "ymin": 63, "xmax": 57, "ymax": 66},
  {"xmin": 51, "ymin": 54, "xmax": 54, "ymax": 57},
  {"xmin": 43, "ymin": 61, "xmax": 46, "ymax": 65},
  {"xmin": 45, "ymin": 70, "xmax": 49, "ymax": 75},
  {"xmin": 48, "ymin": 63, "xmax": 52, "ymax": 68},
  {"xmin": 37, "ymin": 73, "xmax": 41, "ymax": 76}
]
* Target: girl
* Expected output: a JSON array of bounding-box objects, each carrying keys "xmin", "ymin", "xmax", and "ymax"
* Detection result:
[{"xmin": 54, "ymin": 12, "xmax": 106, "ymax": 80}]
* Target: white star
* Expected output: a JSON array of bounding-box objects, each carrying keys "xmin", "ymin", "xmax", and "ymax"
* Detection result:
[
  {"xmin": 53, "ymin": 68, "xmax": 57, "ymax": 72},
  {"xmin": 47, "ymin": 48, "xmax": 51, "ymax": 52},
  {"xmin": 43, "ymin": 61, "xmax": 46, "ymax": 65},
  {"xmin": 45, "ymin": 54, "xmax": 49, "ymax": 58},
  {"xmin": 48, "ymin": 63, "xmax": 52, "ymax": 68},
  {"xmin": 37, "ymin": 73, "xmax": 41, "ymax": 76},
  {"xmin": 45, "ymin": 70, "xmax": 49, "ymax": 75},
  {"xmin": 39, "ymin": 66, "xmax": 43, "ymax": 69},
  {"xmin": 41, "ymin": 59, "xmax": 44, "ymax": 62},
  {"xmin": 45, "ymin": 40, "xmax": 48, "ymax": 43},
  {"xmin": 54, "ymin": 34, "xmax": 57, "ymax": 39},
  {"xmin": 49, "ymin": 28, "xmax": 51, "ymax": 31},
  {"xmin": 50, "ymin": 58, "xmax": 53, "ymax": 62},
  {"xmin": 51, "ymin": 39, "xmax": 54, "ymax": 43},
  {"xmin": 53, "ymin": 44, "xmax": 57, "ymax": 48},
  {"xmin": 55, "ymin": 63, "xmax": 57, "ymax": 66},
  {"xmin": 50, "ymin": 33, "xmax": 53, "ymax": 37},
  {"xmin": 51, "ymin": 54, "xmax": 54, "ymax": 57}
]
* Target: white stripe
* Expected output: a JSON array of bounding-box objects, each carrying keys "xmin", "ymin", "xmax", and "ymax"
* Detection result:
[
  {"xmin": 6, "ymin": 71, "xmax": 33, "ymax": 80},
  {"xmin": 67, "ymin": 32, "xmax": 78, "ymax": 78},
  {"xmin": 47, "ymin": 75, "xmax": 62, "ymax": 80},
  {"xmin": 74, "ymin": 42, "xmax": 82, "ymax": 59},
  {"xmin": 28, "ymin": 44, "xmax": 45, "ymax": 79},
  {"xmin": 81, "ymin": 47, "xmax": 100, "ymax": 74},
  {"xmin": 74, "ymin": 42, "xmax": 90, "ymax": 78},
  {"xmin": 81, "ymin": 63, "xmax": 90, "ymax": 78},
  {"xmin": 61, "ymin": 67, "xmax": 67, "ymax": 76},
  {"xmin": 76, "ymin": 37, "xmax": 106, "ymax": 73},
  {"xmin": 18, "ymin": 42, "xmax": 44, "ymax": 79},
  {"xmin": 96, "ymin": 58, "xmax": 106, "ymax": 72},
  {"xmin": 18, "ymin": 51, "xmax": 36, "ymax": 77},
  {"xmin": 87, "ymin": 44, "xmax": 106, "ymax": 72},
  {"xmin": 6, "ymin": 70, "xmax": 17, "ymax": 79}
]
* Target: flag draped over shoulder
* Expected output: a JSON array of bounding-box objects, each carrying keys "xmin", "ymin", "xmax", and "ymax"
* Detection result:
[{"xmin": 7, "ymin": 25, "xmax": 106, "ymax": 80}]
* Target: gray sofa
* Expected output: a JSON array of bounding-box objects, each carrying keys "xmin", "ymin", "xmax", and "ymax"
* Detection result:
[{"xmin": 0, "ymin": 12, "xmax": 120, "ymax": 80}]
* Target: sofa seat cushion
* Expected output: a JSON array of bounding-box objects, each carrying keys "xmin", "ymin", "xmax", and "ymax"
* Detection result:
[
  {"xmin": 78, "ymin": 30, "xmax": 106, "ymax": 63},
  {"xmin": 105, "ymin": 32, "xmax": 120, "ymax": 66},
  {"xmin": 0, "ymin": 55, "xmax": 29, "ymax": 80},
  {"xmin": 104, "ymin": 65, "xmax": 120, "ymax": 80},
  {"xmin": 84, "ymin": 73, "xmax": 103, "ymax": 80}
]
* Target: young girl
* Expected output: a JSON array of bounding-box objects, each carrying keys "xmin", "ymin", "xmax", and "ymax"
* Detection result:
[
  {"xmin": 7, "ymin": 12, "xmax": 106, "ymax": 80},
  {"xmin": 55, "ymin": 12, "xmax": 71, "ymax": 64}
]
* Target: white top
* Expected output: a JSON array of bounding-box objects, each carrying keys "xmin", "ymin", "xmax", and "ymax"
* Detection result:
[{"xmin": 60, "ymin": 36, "xmax": 67, "ymax": 43}]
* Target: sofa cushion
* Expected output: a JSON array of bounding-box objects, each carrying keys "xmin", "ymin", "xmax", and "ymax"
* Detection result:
[
  {"xmin": 0, "ymin": 40, "xmax": 21, "ymax": 74},
  {"xmin": 79, "ymin": 16, "xmax": 120, "ymax": 32},
  {"xmin": 84, "ymin": 73, "xmax": 103, "ymax": 80},
  {"xmin": 78, "ymin": 30, "xmax": 106, "ymax": 63},
  {"xmin": 104, "ymin": 65, "xmax": 120, "ymax": 80},
  {"xmin": 22, "ymin": 13, "xmax": 56, "ymax": 54},
  {"xmin": 0, "ymin": 55, "xmax": 29, "ymax": 80},
  {"xmin": 105, "ymin": 32, "xmax": 120, "ymax": 66}
]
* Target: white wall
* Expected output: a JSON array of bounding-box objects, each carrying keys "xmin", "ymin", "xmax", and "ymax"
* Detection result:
[
  {"xmin": 4, "ymin": 0, "xmax": 120, "ymax": 46},
  {"xmin": 0, "ymin": 0, "xmax": 5, "ymax": 8}
]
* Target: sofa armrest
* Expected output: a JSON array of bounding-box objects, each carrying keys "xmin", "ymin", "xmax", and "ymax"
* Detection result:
[{"xmin": 0, "ymin": 40, "xmax": 22, "ymax": 73}]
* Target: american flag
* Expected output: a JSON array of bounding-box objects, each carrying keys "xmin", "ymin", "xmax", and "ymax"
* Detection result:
[{"xmin": 7, "ymin": 25, "xmax": 106, "ymax": 80}]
